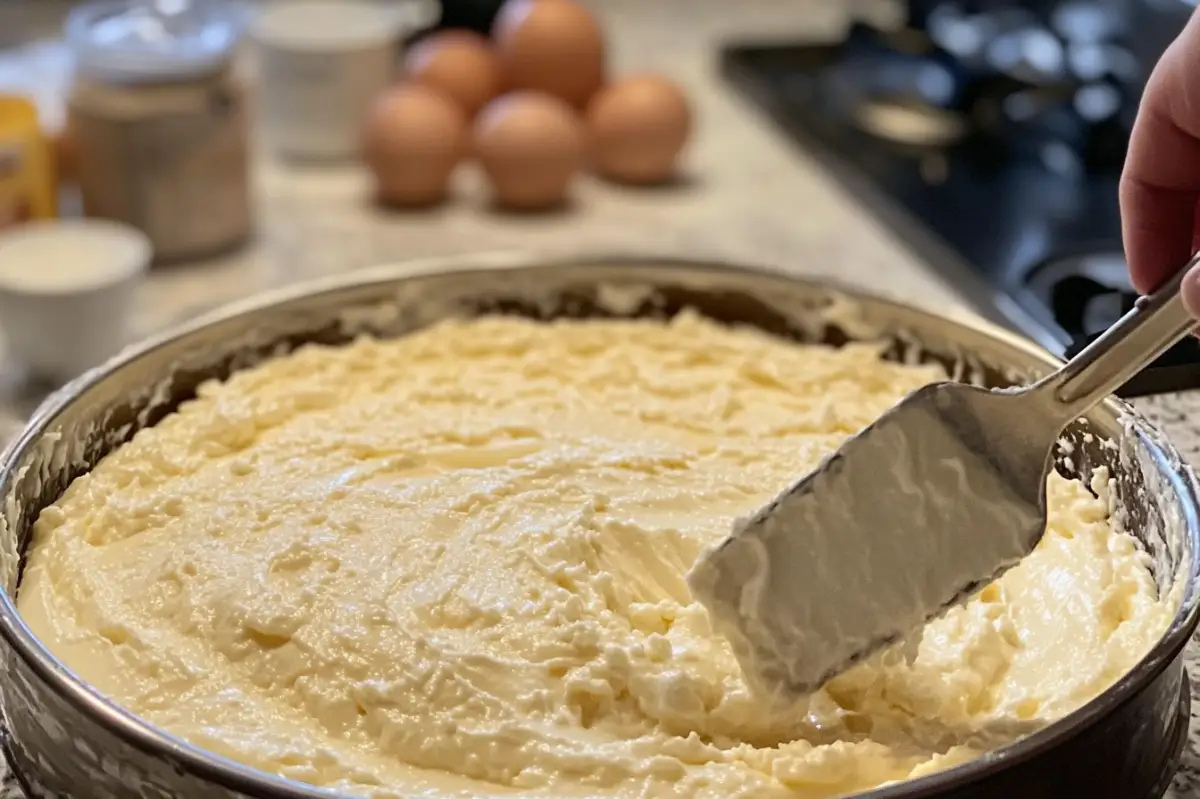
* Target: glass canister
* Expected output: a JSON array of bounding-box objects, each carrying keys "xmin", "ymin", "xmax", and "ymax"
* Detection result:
[{"xmin": 65, "ymin": 0, "xmax": 252, "ymax": 263}]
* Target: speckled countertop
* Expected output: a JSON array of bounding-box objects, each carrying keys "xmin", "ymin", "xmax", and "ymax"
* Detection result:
[{"xmin": 1, "ymin": 0, "xmax": 1200, "ymax": 796}]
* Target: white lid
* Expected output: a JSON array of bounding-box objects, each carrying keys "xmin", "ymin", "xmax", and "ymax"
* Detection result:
[
  {"xmin": 66, "ymin": 0, "xmax": 247, "ymax": 83},
  {"xmin": 251, "ymin": 0, "xmax": 439, "ymax": 51},
  {"xmin": 0, "ymin": 220, "xmax": 151, "ymax": 294}
]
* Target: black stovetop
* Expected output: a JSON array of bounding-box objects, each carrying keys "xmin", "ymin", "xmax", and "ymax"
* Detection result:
[{"xmin": 722, "ymin": 10, "xmax": 1200, "ymax": 397}]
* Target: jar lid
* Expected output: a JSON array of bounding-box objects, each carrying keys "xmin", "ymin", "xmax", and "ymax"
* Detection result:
[{"xmin": 66, "ymin": 0, "xmax": 246, "ymax": 83}]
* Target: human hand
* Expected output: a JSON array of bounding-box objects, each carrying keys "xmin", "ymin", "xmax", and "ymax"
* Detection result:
[{"xmin": 1121, "ymin": 10, "xmax": 1200, "ymax": 315}]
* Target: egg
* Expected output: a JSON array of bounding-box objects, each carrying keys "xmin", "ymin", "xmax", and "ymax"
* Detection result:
[
  {"xmin": 362, "ymin": 84, "xmax": 468, "ymax": 208},
  {"xmin": 586, "ymin": 75, "xmax": 692, "ymax": 185},
  {"xmin": 491, "ymin": 0, "xmax": 605, "ymax": 109},
  {"xmin": 473, "ymin": 91, "xmax": 584, "ymax": 210},
  {"xmin": 404, "ymin": 30, "xmax": 504, "ymax": 118}
]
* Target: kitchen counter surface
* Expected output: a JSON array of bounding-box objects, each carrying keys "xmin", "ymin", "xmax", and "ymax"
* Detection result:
[{"xmin": 1, "ymin": 0, "xmax": 1200, "ymax": 796}]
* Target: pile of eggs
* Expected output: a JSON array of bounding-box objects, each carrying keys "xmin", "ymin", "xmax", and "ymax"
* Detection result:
[{"xmin": 362, "ymin": 0, "xmax": 692, "ymax": 211}]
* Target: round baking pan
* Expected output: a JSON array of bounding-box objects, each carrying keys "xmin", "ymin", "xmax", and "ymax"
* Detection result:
[{"xmin": 0, "ymin": 253, "xmax": 1195, "ymax": 799}]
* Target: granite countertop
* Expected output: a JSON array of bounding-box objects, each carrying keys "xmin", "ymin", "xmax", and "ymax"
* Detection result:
[{"xmin": 2, "ymin": 0, "xmax": 1200, "ymax": 796}]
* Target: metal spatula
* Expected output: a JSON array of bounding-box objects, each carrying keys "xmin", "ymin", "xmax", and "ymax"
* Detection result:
[{"xmin": 686, "ymin": 259, "xmax": 1197, "ymax": 701}]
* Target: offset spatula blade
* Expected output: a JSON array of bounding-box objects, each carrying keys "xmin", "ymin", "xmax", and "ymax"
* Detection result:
[
  {"xmin": 686, "ymin": 383, "xmax": 1050, "ymax": 699},
  {"xmin": 687, "ymin": 262, "xmax": 1196, "ymax": 701}
]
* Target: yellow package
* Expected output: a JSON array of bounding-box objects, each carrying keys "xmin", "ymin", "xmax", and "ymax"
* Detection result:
[{"xmin": 0, "ymin": 95, "xmax": 57, "ymax": 229}]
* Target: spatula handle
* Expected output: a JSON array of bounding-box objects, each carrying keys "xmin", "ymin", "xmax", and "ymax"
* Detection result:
[{"xmin": 1040, "ymin": 253, "xmax": 1199, "ymax": 415}]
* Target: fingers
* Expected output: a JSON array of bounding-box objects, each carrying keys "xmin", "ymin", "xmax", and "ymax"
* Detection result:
[
  {"xmin": 1121, "ymin": 16, "xmax": 1200, "ymax": 294},
  {"xmin": 1120, "ymin": 133, "xmax": 1199, "ymax": 294}
]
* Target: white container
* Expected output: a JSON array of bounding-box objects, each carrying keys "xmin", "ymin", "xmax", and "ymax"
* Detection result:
[
  {"xmin": 251, "ymin": 0, "xmax": 439, "ymax": 160},
  {"xmin": 0, "ymin": 219, "xmax": 150, "ymax": 379}
]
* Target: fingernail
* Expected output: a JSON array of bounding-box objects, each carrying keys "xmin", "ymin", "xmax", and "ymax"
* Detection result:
[{"xmin": 1183, "ymin": 264, "xmax": 1200, "ymax": 319}]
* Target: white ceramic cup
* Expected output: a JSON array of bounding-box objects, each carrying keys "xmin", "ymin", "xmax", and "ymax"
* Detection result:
[
  {"xmin": 0, "ymin": 219, "xmax": 150, "ymax": 380},
  {"xmin": 251, "ymin": 0, "xmax": 440, "ymax": 160}
]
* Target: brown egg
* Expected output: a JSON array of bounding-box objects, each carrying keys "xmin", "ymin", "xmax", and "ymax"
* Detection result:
[
  {"xmin": 491, "ymin": 0, "xmax": 605, "ymax": 110},
  {"xmin": 404, "ymin": 30, "xmax": 505, "ymax": 118},
  {"xmin": 474, "ymin": 91, "xmax": 585, "ymax": 210},
  {"xmin": 362, "ymin": 83, "xmax": 468, "ymax": 208},
  {"xmin": 586, "ymin": 75, "xmax": 692, "ymax": 185}
]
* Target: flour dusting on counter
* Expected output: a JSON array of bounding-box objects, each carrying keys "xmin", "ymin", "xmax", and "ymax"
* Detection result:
[{"xmin": 17, "ymin": 313, "xmax": 1175, "ymax": 798}]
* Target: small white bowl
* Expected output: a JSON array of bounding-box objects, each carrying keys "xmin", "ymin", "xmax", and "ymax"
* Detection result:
[{"xmin": 0, "ymin": 219, "xmax": 150, "ymax": 379}]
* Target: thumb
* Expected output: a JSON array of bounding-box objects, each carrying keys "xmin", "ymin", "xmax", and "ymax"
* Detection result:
[{"xmin": 1183, "ymin": 263, "xmax": 1200, "ymax": 318}]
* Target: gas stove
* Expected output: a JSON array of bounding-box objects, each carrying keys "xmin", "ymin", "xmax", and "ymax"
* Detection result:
[{"xmin": 722, "ymin": 0, "xmax": 1200, "ymax": 396}]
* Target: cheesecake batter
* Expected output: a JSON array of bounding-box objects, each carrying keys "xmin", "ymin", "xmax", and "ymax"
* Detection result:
[{"xmin": 18, "ymin": 313, "xmax": 1174, "ymax": 799}]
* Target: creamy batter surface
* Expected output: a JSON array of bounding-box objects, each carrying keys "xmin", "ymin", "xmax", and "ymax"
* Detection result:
[{"xmin": 18, "ymin": 313, "xmax": 1174, "ymax": 799}]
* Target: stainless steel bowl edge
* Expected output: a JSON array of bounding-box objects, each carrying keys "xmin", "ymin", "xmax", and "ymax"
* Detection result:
[{"xmin": 0, "ymin": 252, "xmax": 1195, "ymax": 799}]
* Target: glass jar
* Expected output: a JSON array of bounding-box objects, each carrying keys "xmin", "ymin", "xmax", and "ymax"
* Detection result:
[{"xmin": 65, "ymin": 0, "xmax": 252, "ymax": 263}]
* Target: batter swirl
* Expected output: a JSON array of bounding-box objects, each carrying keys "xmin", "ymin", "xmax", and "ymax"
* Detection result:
[{"xmin": 18, "ymin": 313, "xmax": 1172, "ymax": 798}]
